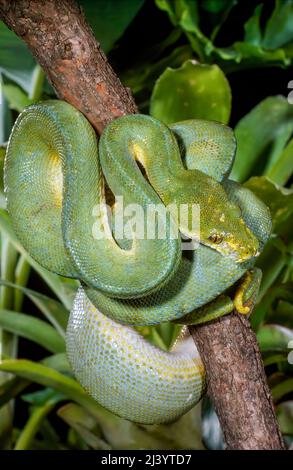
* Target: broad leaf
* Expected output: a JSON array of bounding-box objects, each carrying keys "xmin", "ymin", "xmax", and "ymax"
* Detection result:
[
  {"xmin": 244, "ymin": 177, "xmax": 293, "ymax": 232},
  {"xmin": 231, "ymin": 97, "xmax": 293, "ymax": 182},
  {"xmin": 155, "ymin": 0, "xmax": 292, "ymax": 69},
  {"xmin": 244, "ymin": 4, "xmax": 262, "ymax": 46},
  {"xmin": 263, "ymin": 0, "xmax": 293, "ymax": 49},
  {"xmin": 150, "ymin": 60, "xmax": 231, "ymax": 124}
]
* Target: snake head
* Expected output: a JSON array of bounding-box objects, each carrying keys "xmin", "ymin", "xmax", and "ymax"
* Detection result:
[
  {"xmin": 170, "ymin": 176, "xmax": 260, "ymax": 264},
  {"xmin": 202, "ymin": 201, "xmax": 260, "ymax": 263}
]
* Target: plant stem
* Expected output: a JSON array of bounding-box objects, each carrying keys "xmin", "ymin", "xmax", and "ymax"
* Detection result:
[{"xmin": 14, "ymin": 401, "xmax": 55, "ymax": 450}]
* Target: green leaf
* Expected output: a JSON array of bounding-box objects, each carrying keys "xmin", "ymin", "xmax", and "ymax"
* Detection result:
[
  {"xmin": 0, "ymin": 24, "xmax": 36, "ymax": 93},
  {"xmin": 231, "ymin": 96, "xmax": 293, "ymax": 182},
  {"xmin": 266, "ymin": 138, "xmax": 293, "ymax": 186},
  {"xmin": 150, "ymin": 60, "xmax": 231, "ymax": 124},
  {"xmin": 22, "ymin": 387, "xmax": 65, "ymax": 406},
  {"xmin": 0, "ymin": 280, "xmax": 69, "ymax": 336},
  {"xmin": 179, "ymin": 1, "xmax": 200, "ymax": 32},
  {"xmin": 0, "ymin": 360, "xmax": 175, "ymax": 449},
  {"xmin": 244, "ymin": 177, "xmax": 293, "ymax": 232},
  {"xmin": 263, "ymin": 0, "xmax": 293, "ymax": 49},
  {"xmin": 244, "ymin": 4, "xmax": 263, "ymax": 46},
  {"xmin": 231, "ymin": 41, "xmax": 290, "ymax": 68},
  {"xmin": 251, "ymin": 283, "xmax": 293, "ymax": 331},
  {"xmin": 0, "ymin": 235, "xmax": 18, "ymax": 311},
  {"xmin": 0, "ymin": 209, "xmax": 78, "ymax": 310},
  {"xmin": 78, "ymin": 0, "xmax": 145, "ymax": 53},
  {"xmin": 15, "ymin": 395, "xmax": 63, "ymax": 450},
  {"xmin": 2, "ymin": 84, "xmax": 33, "ymax": 112},
  {"xmin": 257, "ymin": 324, "xmax": 293, "ymax": 352},
  {"xmin": 263, "ymin": 353, "xmax": 289, "ymax": 367},
  {"xmin": 0, "ymin": 359, "xmax": 97, "ymax": 413},
  {"xmin": 255, "ymin": 239, "xmax": 288, "ymax": 301},
  {"xmin": 155, "ymin": 0, "xmax": 193, "ymax": 26},
  {"xmin": 0, "ymin": 354, "xmax": 69, "ymax": 409},
  {"xmin": 0, "ymin": 309, "xmax": 65, "ymax": 354},
  {"xmin": 42, "ymin": 353, "xmax": 70, "ymax": 373},
  {"xmin": 156, "ymin": 0, "xmax": 291, "ymax": 69}
]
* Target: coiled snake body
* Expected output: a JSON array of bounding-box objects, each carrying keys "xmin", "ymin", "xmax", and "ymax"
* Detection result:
[{"xmin": 4, "ymin": 101, "xmax": 271, "ymax": 424}]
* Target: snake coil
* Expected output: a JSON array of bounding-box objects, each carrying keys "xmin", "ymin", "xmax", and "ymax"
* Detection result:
[{"xmin": 4, "ymin": 101, "xmax": 271, "ymax": 423}]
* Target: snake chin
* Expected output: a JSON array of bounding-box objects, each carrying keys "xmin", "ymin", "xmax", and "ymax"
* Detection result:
[{"xmin": 205, "ymin": 234, "xmax": 260, "ymax": 263}]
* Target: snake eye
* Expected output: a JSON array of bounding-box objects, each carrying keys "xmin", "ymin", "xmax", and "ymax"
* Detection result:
[{"xmin": 208, "ymin": 233, "xmax": 223, "ymax": 244}]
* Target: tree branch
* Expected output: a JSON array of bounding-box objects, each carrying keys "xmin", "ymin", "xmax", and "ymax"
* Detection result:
[
  {"xmin": 189, "ymin": 314, "xmax": 285, "ymax": 449},
  {"xmin": 0, "ymin": 0, "xmax": 137, "ymax": 134},
  {"xmin": 0, "ymin": 0, "xmax": 285, "ymax": 450}
]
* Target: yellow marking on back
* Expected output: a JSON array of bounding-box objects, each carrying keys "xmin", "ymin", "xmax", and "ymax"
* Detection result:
[
  {"xmin": 131, "ymin": 142, "xmax": 147, "ymax": 166},
  {"xmin": 50, "ymin": 152, "xmax": 63, "ymax": 208}
]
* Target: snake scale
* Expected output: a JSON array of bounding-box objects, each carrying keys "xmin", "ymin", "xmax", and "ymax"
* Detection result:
[{"xmin": 4, "ymin": 100, "xmax": 271, "ymax": 424}]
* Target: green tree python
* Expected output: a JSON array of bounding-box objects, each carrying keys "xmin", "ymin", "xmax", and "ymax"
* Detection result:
[{"xmin": 4, "ymin": 100, "xmax": 271, "ymax": 424}]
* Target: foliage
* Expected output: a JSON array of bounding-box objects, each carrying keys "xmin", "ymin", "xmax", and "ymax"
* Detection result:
[
  {"xmin": 150, "ymin": 61, "xmax": 231, "ymax": 124},
  {"xmin": 155, "ymin": 0, "xmax": 293, "ymax": 70},
  {"xmin": 0, "ymin": 0, "xmax": 292, "ymax": 450}
]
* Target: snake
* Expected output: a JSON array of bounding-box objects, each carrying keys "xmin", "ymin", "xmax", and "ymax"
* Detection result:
[{"xmin": 4, "ymin": 100, "xmax": 272, "ymax": 424}]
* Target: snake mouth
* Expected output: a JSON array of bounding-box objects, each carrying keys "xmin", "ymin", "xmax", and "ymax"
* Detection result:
[
  {"xmin": 204, "ymin": 236, "xmax": 260, "ymax": 263},
  {"xmin": 229, "ymin": 243, "xmax": 260, "ymax": 263},
  {"xmin": 235, "ymin": 247, "xmax": 259, "ymax": 263}
]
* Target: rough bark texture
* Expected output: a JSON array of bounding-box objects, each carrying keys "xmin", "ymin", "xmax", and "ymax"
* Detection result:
[
  {"xmin": 0, "ymin": 0, "xmax": 285, "ymax": 450},
  {"xmin": 0, "ymin": 0, "xmax": 137, "ymax": 134},
  {"xmin": 189, "ymin": 315, "xmax": 285, "ymax": 449}
]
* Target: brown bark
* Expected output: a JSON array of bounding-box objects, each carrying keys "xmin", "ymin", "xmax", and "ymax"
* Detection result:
[
  {"xmin": 0, "ymin": 0, "xmax": 285, "ymax": 450},
  {"xmin": 0, "ymin": 0, "xmax": 137, "ymax": 134},
  {"xmin": 189, "ymin": 315, "xmax": 285, "ymax": 449}
]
